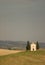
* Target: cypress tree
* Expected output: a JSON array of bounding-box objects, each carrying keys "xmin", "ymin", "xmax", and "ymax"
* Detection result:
[
  {"xmin": 36, "ymin": 41, "xmax": 39, "ymax": 49},
  {"xmin": 26, "ymin": 41, "xmax": 30, "ymax": 50}
]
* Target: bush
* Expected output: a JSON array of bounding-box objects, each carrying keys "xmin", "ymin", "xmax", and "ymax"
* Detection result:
[{"xmin": 8, "ymin": 48, "xmax": 11, "ymax": 50}]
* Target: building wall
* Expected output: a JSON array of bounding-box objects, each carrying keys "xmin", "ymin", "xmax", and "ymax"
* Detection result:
[{"xmin": 31, "ymin": 42, "xmax": 36, "ymax": 51}]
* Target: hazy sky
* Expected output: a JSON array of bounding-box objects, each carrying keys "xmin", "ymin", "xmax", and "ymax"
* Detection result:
[{"xmin": 0, "ymin": 0, "xmax": 45, "ymax": 42}]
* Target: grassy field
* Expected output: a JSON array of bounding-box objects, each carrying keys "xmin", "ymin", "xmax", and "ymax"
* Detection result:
[{"xmin": 0, "ymin": 49, "xmax": 45, "ymax": 65}]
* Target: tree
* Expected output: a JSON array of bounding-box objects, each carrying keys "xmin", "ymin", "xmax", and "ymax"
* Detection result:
[
  {"xmin": 26, "ymin": 41, "xmax": 30, "ymax": 50},
  {"xmin": 36, "ymin": 41, "xmax": 39, "ymax": 49}
]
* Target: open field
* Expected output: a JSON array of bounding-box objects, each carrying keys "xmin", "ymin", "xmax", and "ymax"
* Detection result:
[
  {"xmin": 0, "ymin": 49, "xmax": 22, "ymax": 56},
  {"xmin": 0, "ymin": 49, "xmax": 45, "ymax": 65}
]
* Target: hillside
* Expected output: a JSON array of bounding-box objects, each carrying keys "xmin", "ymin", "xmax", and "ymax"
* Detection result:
[
  {"xmin": 0, "ymin": 49, "xmax": 45, "ymax": 65},
  {"xmin": 0, "ymin": 41, "xmax": 26, "ymax": 49}
]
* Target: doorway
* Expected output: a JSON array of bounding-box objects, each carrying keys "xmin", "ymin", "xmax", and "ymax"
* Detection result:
[{"xmin": 33, "ymin": 48, "xmax": 34, "ymax": 51}]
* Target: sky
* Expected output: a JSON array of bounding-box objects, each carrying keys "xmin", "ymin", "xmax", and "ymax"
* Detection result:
[{"xmin": 0, "ymin": 0, "xmax": 45, "ymax": 42}]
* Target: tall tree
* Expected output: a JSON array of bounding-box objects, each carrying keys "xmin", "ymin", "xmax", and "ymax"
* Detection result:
[
  {"xmin": 36, "ymin": 41, "xmax": 39, "ymax": 49},
  {"xmin": 26, "ymin": 41, "xmax": 30, "ymax": 50}
]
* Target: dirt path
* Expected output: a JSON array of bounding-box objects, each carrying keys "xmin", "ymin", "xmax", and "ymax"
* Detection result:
[{"xmin": 0, "ymin": 49, "xmax": 22, "ymax": 56}]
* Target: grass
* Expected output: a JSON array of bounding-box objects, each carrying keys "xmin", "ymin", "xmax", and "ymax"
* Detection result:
[{"xmin": 0, "ymin": 49, "xmax": 45, "ymax": 65}]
